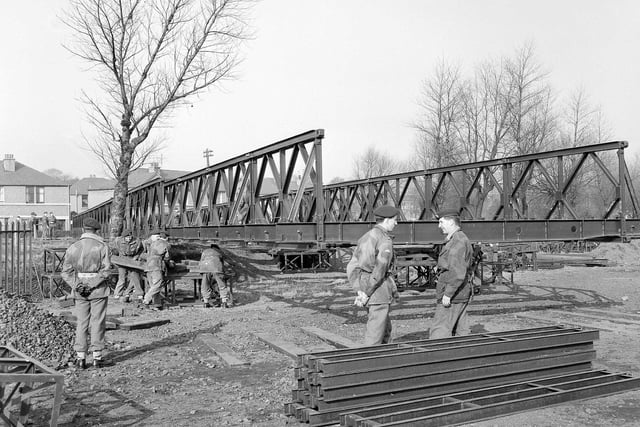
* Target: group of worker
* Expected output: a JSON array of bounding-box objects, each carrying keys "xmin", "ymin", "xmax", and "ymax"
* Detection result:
[
  {"xmin": 62, "ymin": 204, "xmax": 471, "ymax": 369},
  {"xmin": 348, "ymin": 205, "xmax": 475, "ymax": 345},
  {"xmin": 61, "ymin": 217, "xmax": 234, "ymax": 369}
]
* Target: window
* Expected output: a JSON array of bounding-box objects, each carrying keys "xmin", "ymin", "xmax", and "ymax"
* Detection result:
[
  {"xmin": 0, "ymin": 186, "xmax": 4, "ymax": 202},
  {"xmin": 81, "ymin": 194, "xmax": 88, "ymax": 208},
  {"xmin": 25, "ymin": 186, "xmax": 45, "ymax": 204}
]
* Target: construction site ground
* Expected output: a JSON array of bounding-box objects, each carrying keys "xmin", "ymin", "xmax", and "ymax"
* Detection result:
[{"xmin": 31, "ymin": 241, "xmax": 640, "ymax": 426}]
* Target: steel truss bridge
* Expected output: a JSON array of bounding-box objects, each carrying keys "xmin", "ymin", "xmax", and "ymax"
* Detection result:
[{"xmin": 74, "ymin": 129, "xmax": 640, "ymax": 248}]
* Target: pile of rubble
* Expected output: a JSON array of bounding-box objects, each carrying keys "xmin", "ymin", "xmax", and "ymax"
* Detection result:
[{"xmin": 0, "ymin": 291, "xmax": 75, "ymax": 369}]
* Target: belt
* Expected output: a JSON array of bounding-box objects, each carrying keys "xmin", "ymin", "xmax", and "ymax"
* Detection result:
[{"xmin": 78, "ymin": 272, "xmax": 99, "ymax": 279}]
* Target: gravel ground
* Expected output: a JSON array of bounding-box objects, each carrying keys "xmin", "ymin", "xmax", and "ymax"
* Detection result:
[{"xmin": 7, "ymin": 242, "xmax": 640, "ymax": 426}]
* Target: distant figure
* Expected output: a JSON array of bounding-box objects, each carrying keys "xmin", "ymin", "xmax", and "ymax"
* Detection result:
[
  {"xmin": 142, "ymin": 229, "xmax": 171, "ymax": 309},
  {"xmin": 41, "ymin": 211, "xmax": 49, "ymax": 240},
  {"xmin": 48, "ymin": 212, "xmax": 57, "ymax": 239},
  {"xmin": 61, "ymin": 218, "xmax": 112, "ymax": 369},
  {"xmin": 430, "ymin": 209, "xmax": 474, "ymax": 339},
  {"xmin": 199, "ymin": 243, "xmax": 234, "ymax": 308},
  {"xmin": 346, "ymin": 205, "xmax": 400, "ymax": 345},
  {"xmin": 30, "ymin": 212, "xmax": 39, "ymax": 238}
]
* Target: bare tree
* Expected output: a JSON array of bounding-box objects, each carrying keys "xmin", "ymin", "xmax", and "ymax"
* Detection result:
[
  {"xmin": 412, "ymin": 59, "xmax": 465, "ymax": 169},
  {"xmin": 63, "ymin": 0, "xmax": 251, "ymax": 237},
  {"xmin": 413, "ymin": 45, "xmax": 557, "ymax": 218},
  {"xmin": 560, "ymin": 86, "xmax": 598, "ymax": 147},
  {"xmin": 352, "ymin": 146, "xmax": 399, "ymax": 179}
]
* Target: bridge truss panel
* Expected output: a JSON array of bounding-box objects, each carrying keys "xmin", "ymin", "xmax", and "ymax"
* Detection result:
[{"xmin": 73, "ymin": 136, "xmax": 639, "ymax": 245}]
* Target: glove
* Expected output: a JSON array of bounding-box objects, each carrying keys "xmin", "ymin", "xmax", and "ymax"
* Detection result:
[
  {"xmin": 442, "ymin": 295, "xmax": 451, "ymax": 307},
  {"xmin": 353, "ymin": 291, "xmax": 369, "ymax": 307},
  {"xmin": 76, "ymin": 284, "xmax": 94, "ymax": 298}
]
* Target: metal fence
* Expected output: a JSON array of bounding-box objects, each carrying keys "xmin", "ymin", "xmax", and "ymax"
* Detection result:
[{"xmin": 0, "ymin": 219, "xmax": 33, "ymax": 296}]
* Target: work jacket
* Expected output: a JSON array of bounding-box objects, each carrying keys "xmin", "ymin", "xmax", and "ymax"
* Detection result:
[
  {"xmin": 145, "ymin": 238, "xmax": 171, "ymax": 272},
  {"xmin": 113, "ymin": 236, "xmax": 144, "ymax": 258},
  {"xmin": 346, "ymin": 225, "xmax": 397, "ymax": 304},
  {"xmin": 199, "ymin": 248, "xmax": 224, "ymax": 273},
  {"xmin": 61, "ymin": 232, "xmax": 112, "ymax": 300},
  {"xmin": 436, "ymin": 229, "xmax": 473, "ymax": 303}
]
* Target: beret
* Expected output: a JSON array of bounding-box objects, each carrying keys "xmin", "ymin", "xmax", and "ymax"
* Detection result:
[
  {"xmin": 373, "ymin": 205, "xmax": 400, "ymax": 218},
  {"xmin": 82, "ymin": 218, "xmax": 101, "ymax": 230},
  {"xmin": 437, "ymin": 208, "xmax": 460, "ymax": 219}
]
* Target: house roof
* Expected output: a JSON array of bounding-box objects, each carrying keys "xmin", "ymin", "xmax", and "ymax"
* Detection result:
[
  {"xmin": 128, "ymin": 167, "xmax": 189, "ymax": 189},
  {"xmin": 0, "ymin": 160, "xmax": 68, "ymax": 186},
  {"xmin": 70, "ymin": 177, "xmax": 116, "ymax": 195}
]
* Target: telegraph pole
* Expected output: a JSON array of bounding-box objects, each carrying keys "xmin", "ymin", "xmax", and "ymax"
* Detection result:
[{"xmin": 203, "ymin": 148, "xmax": 213, "ymax": 167}]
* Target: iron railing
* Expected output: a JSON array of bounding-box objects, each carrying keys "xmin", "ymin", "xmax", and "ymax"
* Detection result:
[{"xmin": 0, "ymin": 220, "xmax": 32, "ymax": 296}]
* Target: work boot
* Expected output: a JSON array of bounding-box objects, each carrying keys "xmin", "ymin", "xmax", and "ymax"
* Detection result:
[
  {"xmin": 92, "ymin": 359, "xmax": 104, "ymax": 368},
  {"xmin": 75, "ymin": 358, "xmax": 87, "ymax": 369}
]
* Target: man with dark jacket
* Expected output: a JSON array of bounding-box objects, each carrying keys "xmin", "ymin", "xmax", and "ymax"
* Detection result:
[
  {"xmin": 199, "ymin": 244, "xmax": 234, "ymax": 308},
  {"xmin": 430, "ymin": 209, "xmax": 473, "ymax": 339},
  {"xmin": 346, "ymin": 205, "xmax": 400, "ymax": 345},
  {"xmin": 142, "ymin": 229, "xmax": 171, "ymax": 309},
  {"xmin": 61, "ymin": 218, "xmax": 112, "ymax": 368},
  {"xmin": 112, "ymin": 229, "xmax": 145, "ymax": 302}
]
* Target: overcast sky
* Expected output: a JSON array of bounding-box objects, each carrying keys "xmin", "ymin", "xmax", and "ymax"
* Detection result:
[{"xmin": 1, "ymin": 0, "xmax": 639, "ymax": 182}]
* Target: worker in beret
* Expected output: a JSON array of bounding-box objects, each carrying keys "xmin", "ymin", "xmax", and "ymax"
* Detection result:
[
  {"xmin": 346, "ymin": 205, "xmax": 400, "ymax": 345},
  {"xmin": 111, "ymin": 228, "xmax": 145, "ymax": 302},
  {"xmin": 142, "ymin": 228, "xmax": 171, "ymax": 309},
  {"xmin": 430, "ymin": 208, "xmax": 474, "ymax": 339},
  {"xmin": 61, "ymin": 217, "xmax": 112, "ymax": 368},
  {"xmin": 199, "ymin": 243, "xmax": 234, "ymax": 308}
]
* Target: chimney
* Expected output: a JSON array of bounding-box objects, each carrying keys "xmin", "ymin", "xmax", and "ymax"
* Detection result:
[{"xmin": 3, "ymin": 154, "xmax": 15, "ymax": 172}]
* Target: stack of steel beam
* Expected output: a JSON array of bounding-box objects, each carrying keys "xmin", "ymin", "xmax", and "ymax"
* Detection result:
[{"xmin": 284, "ymin": 326, "xmax": 610, "ymax": 426}]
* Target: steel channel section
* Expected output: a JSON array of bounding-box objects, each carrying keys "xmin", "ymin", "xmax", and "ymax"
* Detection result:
[
  {"xmin": 340, "ymin": 383, "xmax": 547, "ymax": 426},
  {"xmin": 314, "ymin": 330, "xmax": 599, "ymax": 375},
  {"xmin": 298, "ymin": 327, "xmax": 578, "ymax": 368},
  {"xmin": 318, "ymin": 350, "xmax": 595, "ymax": 401},
  {"xmin": 300, "ymin": 326, "xmax": 582, "ymax": 367},
  {"xmin": 311, "ymin": 364, "xmax": 593, "ymax": 411},
  {"xmin": 346, "ymin": 372, "xmax": 640, "ymax": 426},
  {"xmin": 300, "ymin": 373, "xmax": 591, "ymax": 426},
  {"xmin": 312, "ymin": 343, "xmax": 594, "ymax": 388}
]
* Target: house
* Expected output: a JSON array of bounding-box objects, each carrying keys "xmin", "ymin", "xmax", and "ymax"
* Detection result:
[
  {"xmin": 0, "ymin": 154, "xmax": 71, "ymax": 230},
  {"xmin": 69, "ymin": 176, "xmax": 116, "ymax": 214}
]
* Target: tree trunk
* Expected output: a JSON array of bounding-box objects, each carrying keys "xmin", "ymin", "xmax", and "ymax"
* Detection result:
[{"xmin": 109, "ymin": 123, "xmax": 134, "ymax": 239}]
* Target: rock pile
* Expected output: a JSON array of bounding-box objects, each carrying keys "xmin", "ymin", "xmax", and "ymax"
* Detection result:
[{"xmin": 0, "ymin": 291, "xmax": 75, "ymax": 369}]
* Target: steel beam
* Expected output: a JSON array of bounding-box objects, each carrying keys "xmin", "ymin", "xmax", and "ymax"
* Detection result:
[
  {"xmin": 313, "ymin": 330, "xmax": 600, "ymax": 375},
  {"xmin": 342, "ymin": 370, "xmax": 640, "ymax": 427},
  {"xmin": 318, "ymin": 350, "xmax": 595, "ymax": 401},
  {"xmin": 311, "ymin": 343, "xmax": 594, "ymax": 388}
]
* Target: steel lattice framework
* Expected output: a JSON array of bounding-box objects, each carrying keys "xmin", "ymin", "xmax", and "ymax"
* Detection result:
[{"xmin": 74, "ymin": 130, "xmax": 640, "ymax": 245}]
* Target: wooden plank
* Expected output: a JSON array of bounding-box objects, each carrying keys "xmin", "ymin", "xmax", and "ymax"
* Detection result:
[
  {"xmin": 197, "ymin": 333, "xmax": 250, "ymax": 366},
  {"xmin": 514, "ymin": 313, "xmax": 623, "ymax": 333},
  {"xmin": 549, "ymin": 309, "xmax": 640, "ymax": 326},
  {"xmin": 254, "ymin": 333, "xmax": 308, "ymax": 359},
  {"xmin": 574, "ymin": 307, "xmax": 640, "ymax": 321},
  {"xmin": 110, "ymin": 255, "xmax": 145, "ymax": 271},
  {"xmin": 301, "ymin": 326, "xmax": 360, "ymax": 348},
  {"xmin": 119, "ymin": 319, "xmax": 171, "ymax": 331}
]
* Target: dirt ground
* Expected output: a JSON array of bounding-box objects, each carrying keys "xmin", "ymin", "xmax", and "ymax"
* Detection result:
[{"xmin": 26, "ymin": 242, "xmax": 640, "ymax": 426}]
